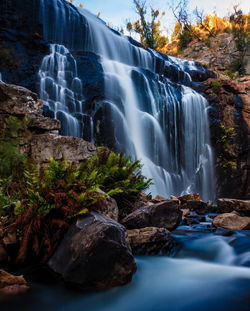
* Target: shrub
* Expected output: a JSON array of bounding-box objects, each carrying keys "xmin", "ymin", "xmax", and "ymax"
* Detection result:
[
  {"xmin": 211, "ymin": 80, "xmax": 222, "ymax": 94},
  {"xmin": 228, "ymin": 57, "xmax": 247, "ymax": 76},
  {"xmin": 177, "ymin": 27, "xmax": 193, "ymax": 52},
  {"xmin": 225, "ymin": 70, "xmax": 235, "ymax": 79},
  {"xmin": 216, "ymin": 125, "xmax": 235, "ymax": 144},
  {"xmin": 1, "ymin": 147, "xmax": 152, "ymax": 263}
]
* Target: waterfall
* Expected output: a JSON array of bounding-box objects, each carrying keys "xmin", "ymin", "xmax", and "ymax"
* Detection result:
[{"xmin": 38, "ymin": 0, "xmax": 215, "ymax": 202}]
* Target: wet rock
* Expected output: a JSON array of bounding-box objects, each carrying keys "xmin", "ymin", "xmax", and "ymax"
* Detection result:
[
  {"xmin": 0, "ymin": 270, "xmax": 29, "ymax": 296},
  {"xmin": 182, "ymin": 216, "xmax": 200, "ymax": 226},
  {"xmin": 213, "ymin": 212, "xmax": 250, "ymax": 230},
  {"xmin": 126, "ymin": 227, "xmax": 174, "ymax": 255},
  {"xmin": 48, "ymin": 213, "xmax": 137, "ymax": 289},
  {"xmin": 178, "ymin": 193, "xmax": 201, "ymax": 204},
  {"xmin": 217, "ymin": 199, "xmax": 250, "ymax": 216},
  {"xmin": 121, "ymin": 201, "xmax": 182, "ymax": 231},
  {"xmin": 181, "ymin": 200, "xmax": 209, "ymax": 215}
]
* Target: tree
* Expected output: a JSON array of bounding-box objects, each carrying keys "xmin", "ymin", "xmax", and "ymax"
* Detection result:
[
  {"xmin": 229, "ymin": 5, "xmax": 249, "ymax": 75},
  {"xmin": 171, "ymin": 0, "xmax": 200, "ymax": 41},
  {"xmin": 170, "ymin": 0, "xmax": 201, "ymax": 52},
  {"xmin": 126, "ymin": 0, "xmax": 168, "ymax": 50},
  {"xmin": 194, "ymin": 7, "xmax": 216, "ymax": 37}
]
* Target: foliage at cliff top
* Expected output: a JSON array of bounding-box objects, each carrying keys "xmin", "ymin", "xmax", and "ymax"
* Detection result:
[
  {"xmin": 126, "ymin": 0, "xmax": 168, "ymax": 50},
  {"xmin": 169, "ymin": 3, "xmax": 249, "ymax": 55},
  {"xmin": 0, "ymin": 121, "xmax": 152, "ymax": 263}
]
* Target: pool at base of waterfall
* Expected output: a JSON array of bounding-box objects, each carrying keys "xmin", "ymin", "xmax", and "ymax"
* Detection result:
[{"xmin": 1, "ymin": 216, "xmax": 250, "ymax": 311}]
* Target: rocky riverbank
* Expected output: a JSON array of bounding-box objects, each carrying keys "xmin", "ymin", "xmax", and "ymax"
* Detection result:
[
  {"xmin": 1, "ymin": 193, "xmax": 249, "ymax": 296},
  {"xmin": 0, "ymin": 81, "xmax": 250, "ymax": 297}
]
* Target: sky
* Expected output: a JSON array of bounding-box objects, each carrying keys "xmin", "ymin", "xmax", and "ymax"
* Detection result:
[{"xmin": 74, "ymin": 0, "xmax": 249, "ymax": 33}]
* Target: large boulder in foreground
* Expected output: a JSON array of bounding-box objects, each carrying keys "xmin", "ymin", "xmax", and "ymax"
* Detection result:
[
  {"xmin": 127, "ymin": 227, "xmax": 174, "ymax": 255},
  {"xmin": 48, "ymin": 213, "xmax": 137, "ymax": 289},
  {"xmin": 0, "ymin": 270, "xmax": 29, "ymax": 296},
  {"xmin": 121, "ymin": 201, "xmax": 182, "ymax": 231},
  {"xmin": 217, "ymin": 199, "xmax": 250, "ymax": 216},
  {"xmin": 213, "ymin": 212, "xmax": 250, "ymax": 230}
]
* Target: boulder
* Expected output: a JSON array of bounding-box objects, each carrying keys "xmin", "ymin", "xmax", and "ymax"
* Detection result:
[
  {"xmin": 0, "ymin": 270, "xmax": 29, "ymax": 296},
  {"xmin": 178, "ymin": 193, "xmax": 201, "ymax": 204},
  {"xmin": 121, "ymin": 201, "xmax": 182, "ymax": 231},
  {"xmin": 213, "ymin": 212, "xmax": 250, "ymax": 230},
  {"xmin": 181, "ymin": 200, "xmax": 209, "ymax": 215},
  {"xmin": 126, "ymin": 227, "xmax": 173, "ymax": 255},
  {"xmin": 48, "ymin": 213, "xmax": 137, "ymax": 289},
  {"xmin": 217, "ymin": 199, "xmax": 250, "ymax": 216}
]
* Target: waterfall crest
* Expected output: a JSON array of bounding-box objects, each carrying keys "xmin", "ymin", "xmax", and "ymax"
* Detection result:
[{"xmin": 39, "ymin": 0, "xmax": 215, "ymax": 201}]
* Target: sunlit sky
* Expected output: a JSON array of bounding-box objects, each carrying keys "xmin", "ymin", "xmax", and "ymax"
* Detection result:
[{"xmin": 74, "ymin": 0, "xmax": 249, "ymax": 33}]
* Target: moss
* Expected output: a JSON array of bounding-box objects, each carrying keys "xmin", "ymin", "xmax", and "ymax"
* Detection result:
[
  {"xmin": 220, "ymin": 159, "xmax": 237, "ymax": 173},
  {"xmin": 225, "ymin": 70, "xmax": 235, "ymax": 79},
  {"xmin": 211, "ymin": 80, "xmax": 222, "ymax": 94}
]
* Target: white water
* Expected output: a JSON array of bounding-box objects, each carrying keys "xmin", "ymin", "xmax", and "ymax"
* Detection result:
[
  {"xmin": 38, "ymin": 0, "xmax": 215, "ymax": 201},
  {"xmin": 39, "ymin": 44, "xmax": 94, "ymax": 139}
]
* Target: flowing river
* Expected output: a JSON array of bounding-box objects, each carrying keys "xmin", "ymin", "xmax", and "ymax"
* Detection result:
[{"xmin": 2, "ymin": 216, "xmax": 250, "ymax": 311}]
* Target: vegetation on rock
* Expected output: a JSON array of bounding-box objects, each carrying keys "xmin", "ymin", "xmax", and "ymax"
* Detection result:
[
  {"xmin": 211, "ymin": 80, "xmax": 222, "ymax": 94},
  {"xmin": 0, "ymin": 122, "xmax": 152, "ymax": 263}
]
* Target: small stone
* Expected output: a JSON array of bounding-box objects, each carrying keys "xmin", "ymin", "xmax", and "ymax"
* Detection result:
[{"xmin": 0, "ymin": 270, "xmax": 29, "ymax": 296}]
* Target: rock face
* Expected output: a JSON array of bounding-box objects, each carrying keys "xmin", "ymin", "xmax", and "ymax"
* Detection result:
[
  {"xmin": 48, "ymin": 213, "xmax": 137, "ymax": 289},
  {"xmin": 0, "ymin": 270, "xmax": 29, "ymax": 295},
  {"xmin": 217, "ymin": 199, "xmax": 250, "ymax": 215},
  {"xmin": 121, "ymin": 201, "xmax": 182, "ymax": 231},
  {"xmin": 203, "ymin": 76, "xmax": 250, "ymax": 199},
  {"xmin": 127, "ymin": 227, "xmax": 173, "ymax": 255},
  {"xmin": 213, "ymin": 212, "xmax": 250, "ymax": 230},
  {"xmin": 0, "ymin": 82, "xmax": 97, "ymax": 165},
  {"xmin": 179, "ymin": 33, "xmax": 249, "ymax": 75}
]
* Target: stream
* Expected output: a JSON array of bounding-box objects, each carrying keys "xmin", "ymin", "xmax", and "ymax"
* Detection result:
[{"xmin": 2, "ymin": 215, "xmax": 250, "ymax": 311}]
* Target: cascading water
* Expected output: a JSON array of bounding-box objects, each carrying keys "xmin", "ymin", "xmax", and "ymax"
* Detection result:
[
  {"xmin": 39, "ymin": 44, "xmax": 95, "ymax": 141},
  {"xmin": 38, "ymin": 0, "xmax": 215, "ymax": 201}
]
